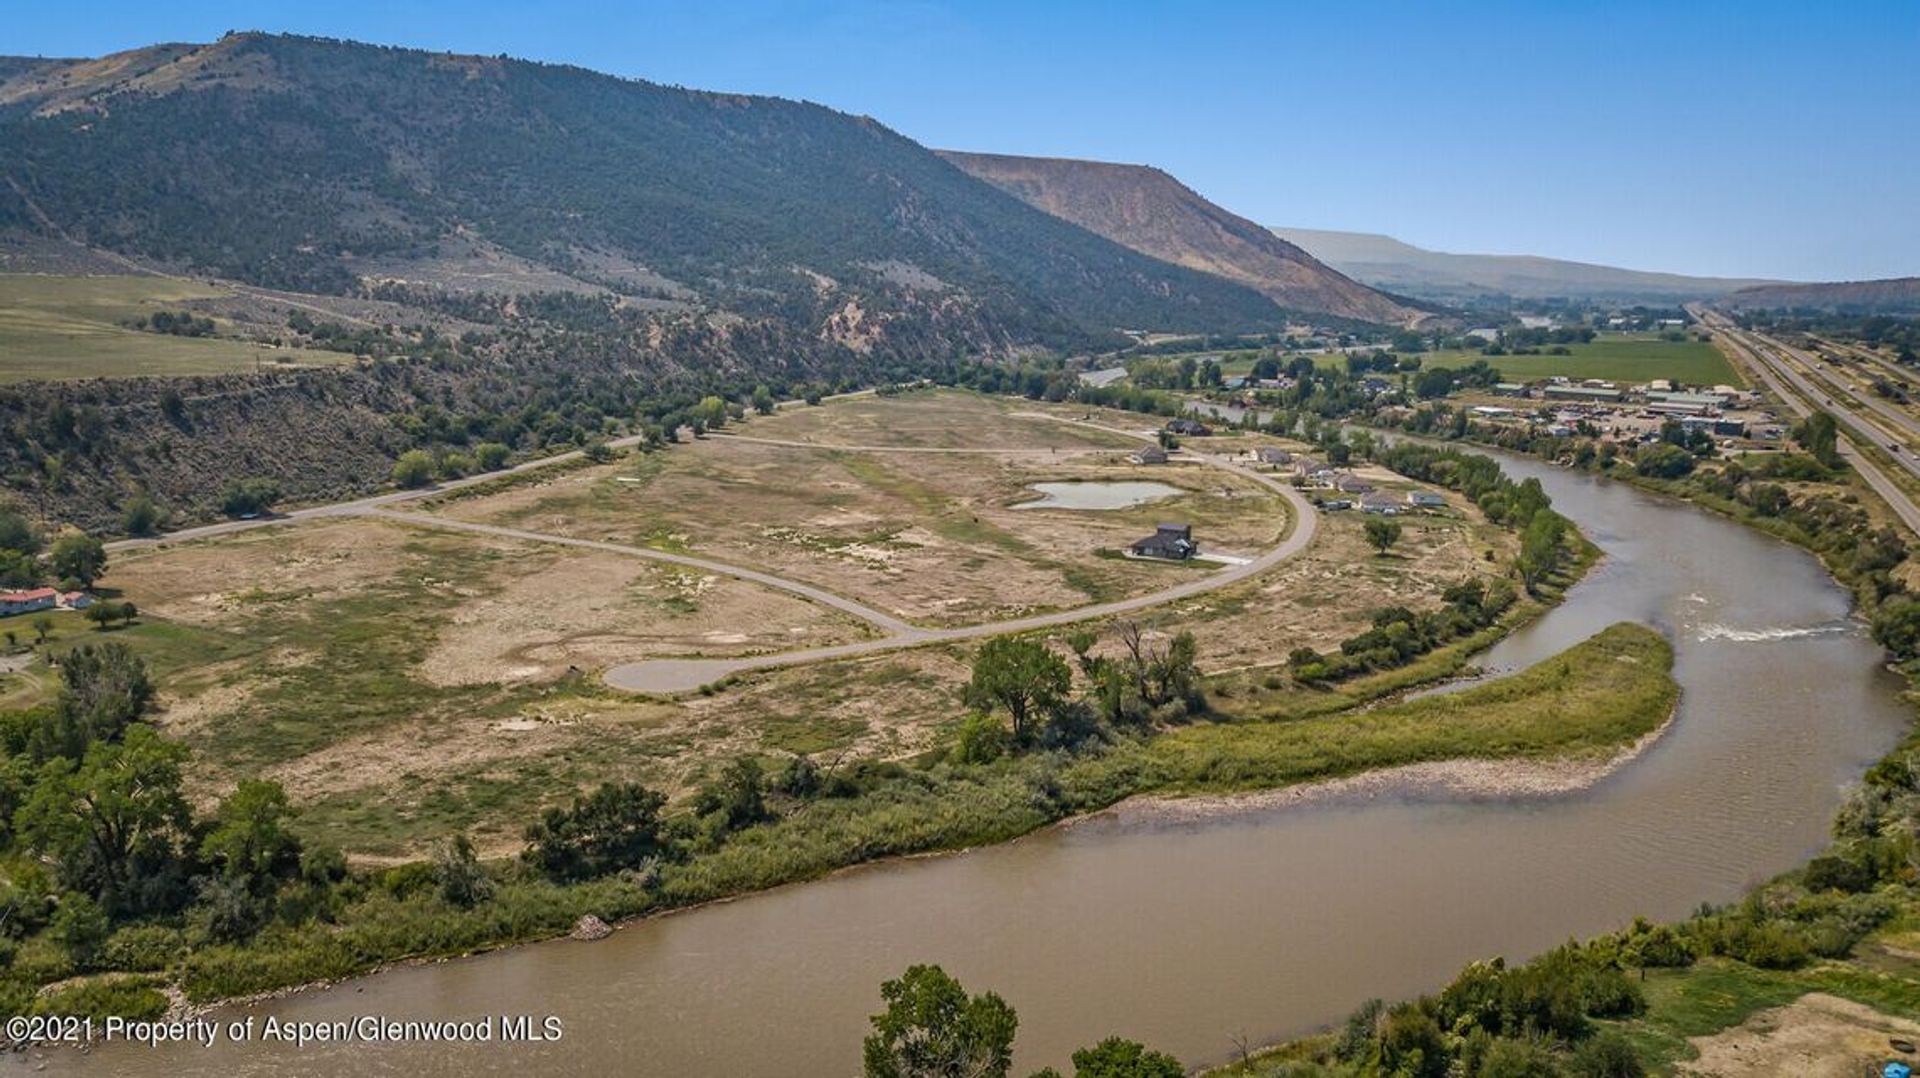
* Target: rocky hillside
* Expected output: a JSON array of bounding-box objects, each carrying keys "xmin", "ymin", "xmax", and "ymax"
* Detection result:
[
  {"xmin": 938, "ymin": 151, "xmax": 1419, "ymax": 325},
  {"xmin": 0, "ymin": 33, "xmax": 1288, "ymax": 343},
  {"xmin": 1723, "ymin": 277, "xmax": 1920, "ymax": 315},
  {"xmin": 1273, "ymin": 227, "xmax": 1781, "ymax": 304}
]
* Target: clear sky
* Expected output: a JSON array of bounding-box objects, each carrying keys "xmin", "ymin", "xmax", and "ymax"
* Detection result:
[{"xmin": 9, "ymin": 1, "xmax": 1917, "ymax": 282}]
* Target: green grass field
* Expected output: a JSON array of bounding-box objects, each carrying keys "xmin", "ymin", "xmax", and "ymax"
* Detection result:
[
  {"xmin": 0, "ymin": 273, "xmax": 345, "ymax": 382},
  {"xmin": 1425, "ymin": 333, "xmax": 1742, "ymax": 387}
]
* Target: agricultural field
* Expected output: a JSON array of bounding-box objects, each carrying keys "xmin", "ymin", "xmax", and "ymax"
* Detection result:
[
  {"xmin": 0, "ymin": 272, "xmax": 347, "ymax": 381},
  {"xmin": 1422, "ymin": 332, "xmax": 1743, "ymax": 386}
]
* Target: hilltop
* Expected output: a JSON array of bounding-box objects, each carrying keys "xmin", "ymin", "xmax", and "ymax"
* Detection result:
[
  {"xmin": 938, "ymin": 151, "xmax": 1422, "ymax": 325},
  {"xmin": 1273, "ymin": 226, "xmax": 1781, "ymax": 303},
  {"xmin": 1723, "ymin": 276, "xmax": 1920, "ymax": 315},
  {"xmin": 0, "ymin": 32, "xmax": 1289, "ymax": 343}
]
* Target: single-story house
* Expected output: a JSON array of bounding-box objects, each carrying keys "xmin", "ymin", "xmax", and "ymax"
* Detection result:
[
  {"xmin": 1129, "ymin": 445, "xmax": 1169, "ymax": 465},
  {"xmin": 1334, "ymin": 474, "xmax": 1375, "ymax": 495},
  {"xmin": 1320, "ymin": 499, "xmax": 1353, "ymax": 512},
  {"xmin": 1492, "ymin": 382, "xmax": 1531, "ymax": 397},
  {"xmin": 1359, "ymin": 494, "xmax": 1401, "ymax": 515},
  {"xmin": 59, "ymin": 591, "xmax": 94, "ymax": 610},
  {"xmin": 1291, "ymin": 457, "xmax": 1325, "ymax": 478},
  {"xmin": 1407, "ymin": 490, "xmax": 1448, "ymax": 509},
  {"xmin": 1077, "ymin": 367, "xmax": 1129, "ymax": 388},
  {"xmin": 1255, "ymin": 446, "xmax": 1293, "ymax": 466},
  {"xmin": 1130, "ymin": 523, "xmax": 1198, "ymax": 560},
  {"xmin": 1166, "ymin": 418, "xmax": 1212, "ymax": 437},
  {"xmin": 0, "ymin": 587, "xmax": 59, "ymax": 618}
]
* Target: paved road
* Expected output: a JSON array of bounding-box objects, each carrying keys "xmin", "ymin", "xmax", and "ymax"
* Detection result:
[{"xmin": 1698, "ymin": 307, "xmax": 1920, "ymax": 536}]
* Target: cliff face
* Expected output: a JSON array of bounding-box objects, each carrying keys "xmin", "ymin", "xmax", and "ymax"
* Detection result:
[{"xmin": 939, "ymin": 150, "xmax": 1421, "ymax": 325}]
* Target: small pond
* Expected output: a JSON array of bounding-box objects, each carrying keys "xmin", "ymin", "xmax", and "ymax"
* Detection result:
[{"xmin": 1010, "ymin": 480, "xmax": 1183, "ymax": 511}]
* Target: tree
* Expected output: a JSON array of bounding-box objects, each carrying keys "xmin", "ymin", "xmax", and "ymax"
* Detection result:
[
  {"xmin": 1364, "ymin": 518, "xmax": 1403, "ymax": 555},
  {"xmin": 1872, "ymin": 594, "xmax": 1920, "ymax": 660},
  {"xmin": 964, "ymin": 637, "xmax": 1070, "ymax": 743},
  {"xmin": 1793, "ymin": 411, "xmax": 1841, "ymax": 468},
  {"xmin": 752, "ymin": 384, "xmax": 776, "ymax": 415},
  {"xmin": 951, "ymin": 713, "xmax": 1012, "ymax": 764},
  {"xmin": 474, "ymin": 442, "xmax": 512, "ymax": 471},
  {"xmin": 200, "ymin": 779, "xmax": 303, "ymax": 896},
  {"xmin": 1068, "ymin": 1037, "xmax": 1184, "ymax": 1078},
  {"xmin": 220, "ymin": 478, "xmax": 282, "ymax": 517},
  {"xmin": 83, "ymin": 603, "xmax": 115, "ymax": 631},
  {"xmin": 122, "ymin": 495, "xmax": 162, "ymax": 537},
  {"xmin": 863, "ymin": 964, "xmax": 1017, "ymax": 1078},
  {"xmin": 435, "ymin": 832, "xmax": 493, "ymax": 907},
  {"xmin": 49, "ymin": 533, "xmax": 107, "ymax": 588},
  {"xmin": 1516, "ymin": 512, "xmax": 1567, "ymax": 593},
  {"xmin": 522, "ymin": 781, "xmax": 667, "ymax": 881},
  {"xmin": 392, "ymin": 450, "xmax": 437, "ymax": 488},
  {"xmin": 15, "ymin": 726, "xmax": 192, "ymax": 916},
  {"xmin": 1634, "ymin": 443, "xmax": 1695, "ymax": 479},
  {"xmin": 116, "ymin": 601, "xmax": 138, "ymax": 628},
  {"xmin": 0, "ymin": 508, "xmax": 41, "ymax": 556},
  {"xmin": 692, "ymin": 757, "xmax": 770, "ymax": 832}
]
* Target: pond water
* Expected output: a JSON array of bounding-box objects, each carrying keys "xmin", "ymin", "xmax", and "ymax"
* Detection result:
[{"xmin": 1010, "ymin": 480, "xmax": 1183, "ymax": 510}]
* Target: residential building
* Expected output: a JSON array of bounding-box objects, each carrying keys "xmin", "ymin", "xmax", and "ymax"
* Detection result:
[
  {"xmin": 1129, "ymin": 524, "xmax": 1198, "ymax": 560},
  {"xmin": 1129, "ymin": 445, "xmax": 1169, "ymax": 465},
  {"xmin": 0, "ymin": 587, "xmax": 59, "ymax": 618}
]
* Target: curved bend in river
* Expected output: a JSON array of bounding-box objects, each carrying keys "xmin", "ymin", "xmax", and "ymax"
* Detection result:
[{"xmin": 70, "ymin": 450, "xmax": 1911, "ymax": 1078}]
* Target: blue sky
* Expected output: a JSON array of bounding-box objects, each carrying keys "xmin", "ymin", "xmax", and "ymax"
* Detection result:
[{"xmin": 9, "ymin": 1, "xmax": 1917, "ymax": 281}]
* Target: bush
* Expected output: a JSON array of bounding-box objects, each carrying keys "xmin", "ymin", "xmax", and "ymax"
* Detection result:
[
  {"xmin": 100, "ymin": 924, "xmax": 186, "ymax": 972},
  {"xmin": 32, "ymin": 977, "xmax": 168, "ymax": 1020},
  {"xmin": 953, "ymin": 713, "xmax": 1013, "ymax": 764},
  {"xmin": 391, "ymin": 450, "xmax": 437, "ymax": 488}
]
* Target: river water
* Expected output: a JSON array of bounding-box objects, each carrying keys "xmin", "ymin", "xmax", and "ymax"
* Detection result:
[{"xmin": 59, "ymin": 451, "xmax": 1911, "ymax": 1077}]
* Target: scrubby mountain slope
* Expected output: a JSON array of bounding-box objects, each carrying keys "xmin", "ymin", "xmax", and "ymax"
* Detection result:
[
  {"xmin": 0, "ymin": 33, "xmax": 1286, "ymax": 342},
  {"xmin": 938, "ymin": 151, "xmax": 1419, "ymax": 325},
  {"xmin": 1273, "ymin": 226, "xmax": 1781, "ymax": 303},
  {"xmin": 1723, "ymin": 277, "xmax": 1920, "ymax": 315}
]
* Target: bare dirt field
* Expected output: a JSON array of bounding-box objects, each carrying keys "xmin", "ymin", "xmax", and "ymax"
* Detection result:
[
  {"xmin": 1679, "ymin": 992, "xmax": 1920, "ymax": 1077},
  {"xmin": 432, "ymin": 403, "xmax": 1290, "ymax": 626}
]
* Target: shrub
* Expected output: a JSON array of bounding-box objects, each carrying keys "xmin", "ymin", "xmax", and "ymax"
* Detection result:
[{"xmin": 100, "ymin": 924, "xmax": 186, "ymax": 972}]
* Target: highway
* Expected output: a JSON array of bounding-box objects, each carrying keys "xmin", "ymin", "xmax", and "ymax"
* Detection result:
[{"xmin": 1695, "ymin": 306, "xmax": 1920, "ymax": 535}]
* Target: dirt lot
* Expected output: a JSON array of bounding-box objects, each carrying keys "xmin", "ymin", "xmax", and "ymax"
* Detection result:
[
  {"xmin": 432, "ymin": 422, "xmax": 1290, "ymax": 626},
  {"xmin": 1680, "ymin": 992, "xmax": 1920, "ymax": 1076}
]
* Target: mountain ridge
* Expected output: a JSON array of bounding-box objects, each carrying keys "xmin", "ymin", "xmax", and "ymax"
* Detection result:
[
  {"xmin": 937, "ymin": 150, "xmax": 1422, "ymax": 325},
  {"xmin": 1273, "ymin": 225, "xmax": 1784, "ymax": 303},
  {"xmin": 0, "ymin": 32, "xmax": 1296, "ymax": 345}
]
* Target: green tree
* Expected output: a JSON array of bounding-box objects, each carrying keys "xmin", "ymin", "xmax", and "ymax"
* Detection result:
[
  {"xmin": 1793, "ymin": 410, "xmax": 1841, "ymax": 468},
  {"xmin": 15, "ymin": 726, "xmax": 192, "ymax": 916},
  {"xmin": 964, "ymin": 636, "xmax": 1070, "ymax": 744},
  {"xmin": 434, "ymin": 832, "xmax": 493, "ymax": 907},
  {"xmin": 122, "ymin": 495, "xmax": 162, "ymax": 537},
  {"xmin": 752, "ymin": 384, "xmax": 776, "ymax": 415},
  {"xmin": 220, "ymin": 477, "xmax": 282, "ymax": 517},
  {"xmin": 695, "ymin": 395, "xmax": 729, "ymax": 431},
  {"xmin": 1363, "ymin": 518, "xmax": 1403, "ymax": 555},
  {"xmin": 392, "ymin": 449, "xmax": 437, "ymax": 488},
  {"xmin": 1068, "ymin": 1037, "xmax": 1184, "ymax": 1078},
  {"xmin": 474, "ymin": 442, "xmax": 512, "ymax": 471},
  {"xmin": 0, "ymin": 508, "xmax": 42, "ymax": 556},
  {"xmin": 1634, "ymin": 443, "xmax": 1695, "ymax": 479},
  {"xmin": 49, "ymin": 533, "xmax": 107, "ymax": 588},
  {"xmin": 1871, "ymin": 594, "xmax": 1920, "ymax": 660},
  {"xmin": 522, "ymin": 781, "xmax": 667, "ymax": 881},
  {"xmin": 1516, "ymin": 512, "xmax": 1567, "ymax": 593},
  {"xmin": 30, "ymin": 615, "xmax": 52, "ymax": 646},
  {"xmin": 951, "ymin": 713, "xmax": 1012, "ymax": 764},
  {"xmin": 200, "ymin": 779, "xmax": 303, "ymax": 896},
  {"xmin": 693, "ymin": 757, "xmax": 770, "ymax": 832},
  {"xmin": 863, "ymin": 964, "xmax": 1017, "ymax": 1078},
  {"xmin": 83, "ymin": 603, "xmax": 115, "ymax": 632}
]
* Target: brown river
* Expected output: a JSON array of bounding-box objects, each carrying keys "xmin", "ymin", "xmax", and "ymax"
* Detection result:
[{"xmin": 46, "ymin": 451, "xmax": 1912, "ymax": 1076}]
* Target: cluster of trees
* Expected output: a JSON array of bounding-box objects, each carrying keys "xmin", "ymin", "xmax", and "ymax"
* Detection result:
[
  {"xmin": 0, "ymin": 646, "xmax": 342, "ymax": 994},
  {"xmin": 0, "ymin": 508, "xmax": 107, "ymax": 592},
  {"xmin": 135, "ymin": 311, "xmax": 216, "ymax": 338},
  {"xmin": 955, "ymin": 623, "xmax": 1205, "ymax": 764},
  {"xmin": 1128, "ymin": 354, "xmax": 1224, "ymax": 391},
  {"xmin": 1290, "ymin": 579, "xmax": 1518, "ymax": 685},
  {"xmin": 1411, "ymin": 359, "xmax": 1504, "ymax": 400},
  {"xmin": 862, "ymin": 964, "xmax": 1183, "ymax": 1078}
]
